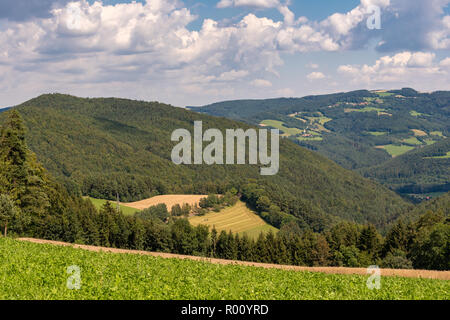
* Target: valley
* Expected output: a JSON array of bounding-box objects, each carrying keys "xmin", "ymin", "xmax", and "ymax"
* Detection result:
[{"xmin": 192, "ymin": 88, "xmax": 449, "ymax": 199}]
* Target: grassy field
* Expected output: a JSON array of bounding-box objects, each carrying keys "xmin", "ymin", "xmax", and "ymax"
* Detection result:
[
  {"xmin": 431, "ymin": 131, "xmax": 444, "ymax": 137},
  {"xmin": 344, "ymin": 107, "xmax": 387, "ymax": 115},
  {"xmin": 189, "ymin": 201, "xmax": 278, "ymax": 238},
  {"xmin": 374, "ymin": 91, "xmax": 394, "ymax": 97},
  {"xmin": 410, "ymin": 110, "xmax": 428, "ymax": 117},
  {"xmin": 402, "ymin": 137, "xmax": 423, "ymax": 146},
  {"xmin": 377, "ymin": 144, "xmax": 415, "ymax": 157},
  {"xmin": 85, "ymin": 197, "xmax": 140, "ymax": 216},
  {"xmin": 260, "ymin": 120, "xmax": 303, "ymax": 136},
  {"xmin": 366, "ymin": 131, "xmax": 388, "ymax": 136},
  {"xmin": 297, "ymin": 136, "xmax": 323, "ymax": 141},
  {"xmin": 0, "ymin": 238, "xmax": 448, "ymax": 300}
]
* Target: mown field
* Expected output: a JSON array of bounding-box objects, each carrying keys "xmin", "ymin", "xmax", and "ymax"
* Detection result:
[
  {"xmin": 0, "ymin": 238, "xmax": 448, "ymax": 300},
  {"xmin": 85, "ymin": 197, "xmax": 140, "ymax": 216},
  {"xmin": 189, "ymin": 201, "xmax": 278, "ymax": 239}
]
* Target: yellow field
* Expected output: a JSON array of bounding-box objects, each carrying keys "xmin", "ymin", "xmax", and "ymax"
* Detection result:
[
  {"xmin": 411, "ymin": 129, "xmax": 427, "ymax": 136},
  {"xmin": 189, "ymin": 201, "xmax": 278, "ymax": 238},
  {"xmin": 123, "ymin": 195, "xmax": 208, "ymax": 211}
]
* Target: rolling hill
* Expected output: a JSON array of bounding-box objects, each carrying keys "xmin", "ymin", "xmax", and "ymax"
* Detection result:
[
  {"xmin": 360, "ymin": 138, "xmax": 450, "ymax": 201},
  {"xmin": 0, "ymin": 94, "xmax": 408, "ymax": 231},
  {"xmin": 190, "ymin": 89, "xmax": 449, "ymax": 198}
]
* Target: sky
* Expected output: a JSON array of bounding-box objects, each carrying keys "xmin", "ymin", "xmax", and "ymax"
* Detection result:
[{"xmin": 0, "ymin": 0, "xmax": 449, "ymax": 108}]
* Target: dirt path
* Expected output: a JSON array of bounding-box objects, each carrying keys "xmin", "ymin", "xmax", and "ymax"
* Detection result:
[{"xmin": 18, "ymin": 238, "xmax": 450, "ymax": 280}]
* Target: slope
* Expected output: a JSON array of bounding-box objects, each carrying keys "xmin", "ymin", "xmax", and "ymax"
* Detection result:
[
  {"xmin": 1, "ymin": 94, "xmax": 408, "ymax": 230},
  {"xmin": 360, "ymin": 138, "xmax": 450, "ymax": 201},
  {"xmin": 190, "ymin": 89, "xmax": 449, "ymax": 175}
]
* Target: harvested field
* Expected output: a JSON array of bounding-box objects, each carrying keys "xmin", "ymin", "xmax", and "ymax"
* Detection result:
[
  {"xmin": 123, "ymin": 194, "xmax": 207, "ymax": 210},
  {"xmin": 412, "ymin": 129, "xmax": 427, "ymax": 136},
  {"xmin": 189, "ymin": 201, "xmax": 278, "ymax": 238},
  {"xmin": 18, "ymin": 238, "xmax": 450, "ymax": 280}
]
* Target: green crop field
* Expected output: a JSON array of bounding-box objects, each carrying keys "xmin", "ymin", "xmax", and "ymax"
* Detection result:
[
  {"xmin": 375, "ymin": 91, "xmax": 394, "ymax": 97},
  {"xmin": 297, "ymin": 136, "xmax": 323, "ymax": 141},
  {"xmin": 345, "ymin": 107, "xmax": 387, "ymax": 114},
  {"xmin": 366, "ymin": 131, "xmax": 388, "ymax": 136},
  {"xmin": 0, "ymin": 238, "xmax": 448, "ymax": 300},
  {"xmin": 409, "ymin": 110, "xmax": 431, "ymax": 117},
  {"xmin": 430, "ymin": 131, "xmax": 444, "ymax": 137},
  {"xmin": 85, "ymin": 197, "xmax": 140, "ymax": 216},
  {"xmin": 402, "ymin": 137, "xmax": 423, "ymax": 146},
  {"xmin": 260, "ymin": 120, "xmax": 303, "ymax": 136},
  {"xmin": 189, "ymin": 201, "xmax": 278, "ymax": 238},
  {"xmin": 378, "ymin": 144, "xmax": 415, "ymax": 157}
]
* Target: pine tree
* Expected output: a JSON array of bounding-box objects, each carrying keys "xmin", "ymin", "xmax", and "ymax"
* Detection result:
[{"xmin": 0, "ymin": 194, "xmax": 16, "ymax": 237}]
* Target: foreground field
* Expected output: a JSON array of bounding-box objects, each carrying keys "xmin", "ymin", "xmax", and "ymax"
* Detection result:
[
  {"xmin": 123, "ymin": 195, "xmax": 208, "ymax": 211},
  {"xmin": 189, "ymin": 201, "xmax": 278, "ymax": 238},
  {"xmin": 0, "ymin": 238, "xmax": 449, "ymax": 300}
]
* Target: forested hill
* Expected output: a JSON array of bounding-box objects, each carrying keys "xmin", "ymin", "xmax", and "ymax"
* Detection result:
[
  {"xmin": 190, "ymin": 89, "xmax": 449, "ymax": 198},
  {"xmin": 1, "ymin": 94, "xmax": 407, "ymax": 231},
  {"xmin": 360, "ymin": 138, "xmax": 450, "ymax": 201}
]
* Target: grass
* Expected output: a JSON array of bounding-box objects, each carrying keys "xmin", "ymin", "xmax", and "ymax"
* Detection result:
[
  {"xmin": 260, "ymin": 120, "xmax": 303, "ymax": 136},
  {"xmin": 366, "ymin": 131, "xmax": 388, "ymax": 136},
  {"xmin": 378, "ymin": 144, "xmax": 415, "ymax": 157},
  {"xmin": 189, "ymin": 201, "xmax": 278, "ymax": 239},
  {"xmin": 297, "ymin": 136, "xmax": 323, "ymax": 141},
  {"xmin": 430, "ymin": 131, "xmax": 444, "ymax": 137},
  {"xmin": 0, "ymin": 238, "xmax": 448, "ymax": 300},
  {"xmin": 85, "ymin": 197, "xmax": 140, "ymax": 216},
  {"xmin": 305, "ymin": 116, "xmax": 333, "ymax": 125},
  {"xmin": 402, "ymin": 137, "xmax": 422, "ymax": 146},
  {"xmin": 410, "ymin": 111, "xmax": 428, "ymax": 117},
  {"xmin": 374, "ymin": 91, "xmax": 394, "ymax": 97},
  {"xmin": 344, "ymin": 107, "xmax": 387, "ymax": 115}
]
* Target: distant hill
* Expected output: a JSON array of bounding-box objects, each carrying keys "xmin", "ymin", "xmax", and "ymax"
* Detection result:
[
  {"xmin": 0, "ymin": 94, "xmax": 408, "ymax": 231},
  {"xmin": 191, "ymin": 89, "xmax": 449, "ymax": 197},
  {"xmin": 0, "ymin": 107, "xmax": 11, "ymax": 113},
  {"xmin": 360, "ymin": 138, "xmax": 450, "ymax": 200}
]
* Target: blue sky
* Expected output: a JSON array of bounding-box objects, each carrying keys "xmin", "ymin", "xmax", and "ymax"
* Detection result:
[{"xmin": 0, "ymin": 0, "xmax": 449, "ymax": 107}]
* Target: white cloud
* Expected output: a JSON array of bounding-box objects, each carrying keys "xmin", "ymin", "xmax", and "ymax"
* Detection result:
[
  {"xmin": 306, "ymin": 63, "xmax": 319, "ymax": 69},
  {"xmin": 338, "ymin": 52, "xmax": 448, "ymax": 88},
  {"xmin": 251, "ymin": 79, "xmax": 272, "ymax": 87},
  {"xmin": 307, "ymin": 72, "xmax": 326, "ymax": 80},
  {"xmin": 217, "ymin": 0, "xmax": 281, "ymax": 9},
  {"xmin": 0, "ymin": 0, "xmax": 449, "ymax": 107}
]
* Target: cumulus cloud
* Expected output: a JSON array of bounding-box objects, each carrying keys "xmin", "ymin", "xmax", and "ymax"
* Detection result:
[
  {"xmin": 0, "ymin": 0, "xmax": 449, "ymax": 107},
  {"xmin": 307, "ymin": 72, "xmax": 326, "ymax": 80},
  {"xmin": 251, "ymin": 79, "xmax": 272, "ymax": 87},
  {"xmin": 337, "ymin": 52, "xmax": 449, "ymax": 89},
  {"xmin": 217, "ymin": 0, "xmax": 281, "ymax": 9}
]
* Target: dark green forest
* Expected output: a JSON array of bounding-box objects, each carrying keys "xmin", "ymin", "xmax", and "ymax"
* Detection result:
[
  {"xmin": 0, "ymin": 94, "xmax": 409, "ymax": 231},
  {"xmin": 192, "ymin": 88, "xmax": 449, "ymax": 197},
  {"xmin": 0, "ymin": 109, "xmax": 448, "ymax": 270}
]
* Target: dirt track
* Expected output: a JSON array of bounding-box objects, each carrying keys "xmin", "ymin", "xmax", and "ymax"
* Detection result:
[
  {"xmin": 18, "ymin": 238, "xmax": 450, "ymax": 280},
  {"xmin": 123, "ymin": 195, "xmax": 207, "ymax": 210}
]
